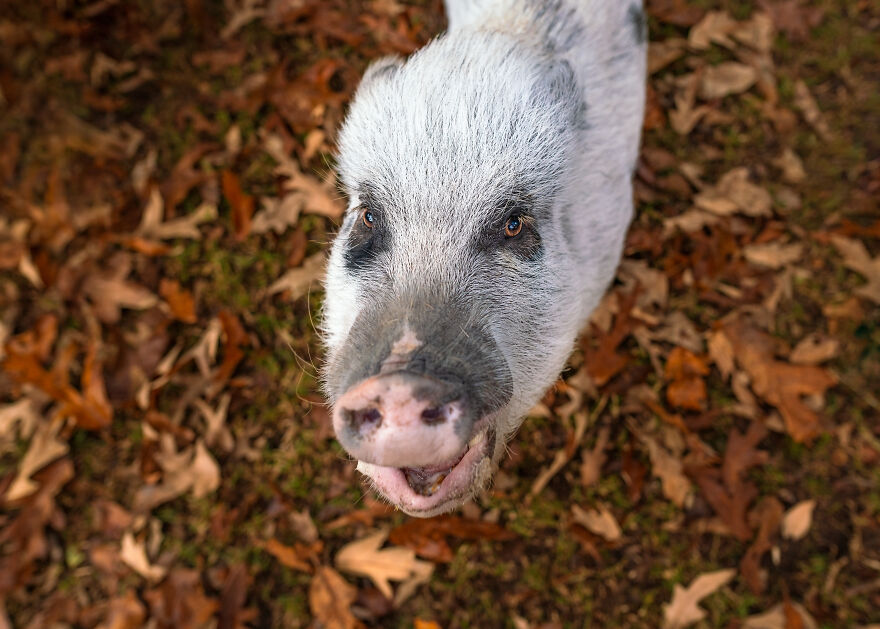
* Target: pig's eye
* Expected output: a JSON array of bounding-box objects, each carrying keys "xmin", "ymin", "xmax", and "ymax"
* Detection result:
[
  {"xmin": 504, "ymin": 216, "xmax": 523, "ymax": 238},
  {"xmin": 362, "ymin": 209, "xmax": 375, "ymax": 229}
]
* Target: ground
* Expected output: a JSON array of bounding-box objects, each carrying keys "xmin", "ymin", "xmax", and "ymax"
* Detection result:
[{"xmin": 0, "ymin": 0, "xmax": 878, "ymax": 628}]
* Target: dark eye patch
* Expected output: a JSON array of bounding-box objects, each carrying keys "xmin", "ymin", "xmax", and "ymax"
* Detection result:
[
  {"xmin": 343, "ymin": 195, "xmax": 389, "ymax": 271},
  {"xmin": 476, "ymin": 193, "xmax": 543, "ymax": 262}
]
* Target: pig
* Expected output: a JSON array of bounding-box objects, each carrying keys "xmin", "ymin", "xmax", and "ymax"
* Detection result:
[{"xmin": 321, "ymin": 0, "xmax": 647, "ymax": 517}]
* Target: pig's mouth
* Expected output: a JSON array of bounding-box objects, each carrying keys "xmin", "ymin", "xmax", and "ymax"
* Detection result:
[{"xmin": 356, "ymin": 425, "xmax": 497, "ymax": 517}]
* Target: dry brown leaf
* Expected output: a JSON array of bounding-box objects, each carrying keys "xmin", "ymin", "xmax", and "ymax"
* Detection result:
[
  {"xmin": 96, "ymin": 590, "xmax": 146, "ymax": 629},
  {"xmin": 699, "ymin": 62, "xmax": 757, "ymax": 99},
  {"xmin": 723, "ymin": 320, "xmax": 837, "ymax": 442},
  {"xmin": 743, "ymin": 602, "xmax": 818, "ymax": 629},
  {"xmin": 144, "ymin": 568, "xmax": 219, "ymax": 629},
  {"xmin": 689, "ymin": 10, "xmax": 738, "ymax": 50},
  {"xmin": 649, "ymin": 38, "xmax": 687, "ymax": 74},
  {"xmin": 263, "ymin": 133, "xmax": 345, "ymax": 220},
  {"xmin": 743, "ymin": 242, "xmax": 804, "ymax": 269},
  {"xmin": 309, "ymin": 566, "xmax": 360, "ymax": 629},
  {"xmin": 781, "ymin": 499, "xmax": 816, "ymax": 540},
  {"xmin": 580, "ymin": 425, "xmax": 611, "ymax": 487},
  {"xmin": 708, "ymin": 328, "xmax": 735, "ymax": 381},
  {"xmin": 773, "ymin": 148, "xmax": 807, "ymax": 184},
  {"xmin": 132, "ymin": 438, "xmax": 220, "ymax": 511},
  {"xmin": 137, "ymin": 187, "xmax": 218, "ymax": 241},
  {"xmin": 251, "ymin": 195, "xmax": 303, "ymax": 235},
  {"xmin": 695, "ymin": 168, "xmax": 772, "ymax": 218},
  {"xmin": 670, "ymin": 73, "xmax": 712, "ymax": 135},
  {"xmin": 267, "ymin": 253, "xmax": 326, "ymax": 300},
  {"xmin": 335, "ymin": 529, "xmax": 434, "ymax": 599},
  {"xmin": 7, "ymin": 419, "xmax": 68, "ymax": 501},
  {"xmin": 793, "ymin": 80, "xmax": 832, "ymax": 141},
  {"xmin": 571, "ymin": 504, "xmax": 622, "ymax": 542},
  {"xmin": 758, "ymin": 0, "xmax": 825, "ymax": 42},
  {"xmin": 663, "ymin": 209, "xmax": 719, "ymax": 236},
  {"xmin": 83, "ymin": 259, "xmax": 159, "ymax": 325},
  {"xmin": 732, "ymin": 12, "xmax": 775, "ymax": 53},
  {"xmin": 665, "ymin": 347, "xmax": 710, "ymax": 411},
  {"xmin": 159, "ymin": 279, "xmax": 197, "ymax": 324},
  {"xmin": 120, "ymin": 532, "xmax": 167, "ymax": 582},
  {"xmin": 0, "ymin": 398, "xmax": 40, "ymax": 441},
  {"xmin": 663, "ymin": 569, "xmax": 736, "ymax": 629},
  {"xmin": 741, "ymin": 496, "xmax": 783, "ymax": 593},
  {"xmin": 222, "ymin": 170, "xmax": 255, "ymax": 241},
  {"xmin": 790, "ymin": 334, "xmax": 839, "ymax": 365},
  {"xmin": 262, "ymin": 538, "xmax": 317, "ymax": 573},
  {"xmin": 831, "ymin": 235, "xmax": 880, "ymax": 304},
  {"xmin": 641, "ymin": 431, "xmax": 693, "ymax": 508}
]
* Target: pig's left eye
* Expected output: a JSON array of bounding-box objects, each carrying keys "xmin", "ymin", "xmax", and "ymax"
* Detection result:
[
  {"xmin": 362, "ymin": 209, "xmax": 375, "ymax": 229},
  {"xmin": 504, "ymin": 216, "xmax": 523, "ymax": 238}
]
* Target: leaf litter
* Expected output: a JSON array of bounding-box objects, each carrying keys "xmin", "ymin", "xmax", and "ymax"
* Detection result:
[{"xmin": 1, "ymin": 0, "xmax": 878, "ymax": 626}]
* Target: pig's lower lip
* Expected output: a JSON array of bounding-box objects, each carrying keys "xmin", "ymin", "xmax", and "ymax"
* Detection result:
[{"xmin": 356, "ymin": 426, "xmax": 496, "ymax": 517}]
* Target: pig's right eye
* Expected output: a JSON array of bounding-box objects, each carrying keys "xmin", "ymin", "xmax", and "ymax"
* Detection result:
[{"xmin": 362, "ymin": 209, "xmax": 375, "ymax": 229}]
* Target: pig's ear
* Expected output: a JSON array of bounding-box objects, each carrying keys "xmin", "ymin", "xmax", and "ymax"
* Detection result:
[
  {"xmin": 533, "ymin": 58, "xmax": 583, "ymax": 125},
  {"xmin": 360, "ymin": 55, "xmax": 404, "ymax": 88}
]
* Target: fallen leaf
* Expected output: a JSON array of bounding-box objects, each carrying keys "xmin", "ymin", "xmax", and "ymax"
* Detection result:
[
  {"xmin": 743, "ymin": 242, "xmax": 804, "ymax": 269},
  {"xmin": 580, "ymin": 425, "xmax": 611, "ymax": 487},
  {"xmin": 663, "ymin": 568, "xmax": 736, "ymax": 629},
  {"xmin": 83, "ymin": 265, "xmax": 159, "ymax": 324},
  {"xmin": 583, "ymin": 289, "xmax": 639, "ymax": 386},
  {"xmin": 640, "ymin": 431, "xmax": 693, "ymax": 508},
  {"xmin": 793, "ymin": 80, "xmax": 832, "ymax": 141},
  {"xmin": 831, "ymin": 235, "xmax": 880, "ymax": 304},
  {"xmin": 757, "ymin": 0, "xmax": 825, "ymax": 42},
  {"xmin": 773, "ymin": 149, "xmax": 807, "ymax": 184},
  {"xmin": 743, "ymin": 601, "xmax": 818, "ymax": 629},
  {"xmin": 665, "ymin": 347, "xmax": 710, "ymax": 411},
  {"xmin": 217, "ymin": 564, "xmax": 258, "ymax": 629},
  {"xmin": 120, "ymin": 532, "xmax": 167, "ymax": 582},
  {"xmin": 741, "ymin": 496, "xmax": 783, "ymax": 593},
  {"xmin": 781, "ymin": 500, "xmax": 816, "ymax": 540},
  {"xmin": 222, "ymin": 170, "xmax": 254, "ymax": 240},
  {"xmin": 96, "ymin": 590, "xmax": 146, "ymax": 629},
  {"xmin": 646, "ymin": 0, "xmax": 706, "ymax": 27},
  {"xmin": 137, "ymin": 187, "xmax": 218, "ymax": 241},
  {"xmin": 414, "ymin": 621, "xmax": 442, "ymax": 629},
  {"xmin": 790, "ymin": 334, "xmax": 839, "ymax": 365},
  {"xmin": 0, "ymin": 397, "xmax": 40, "ymax": 441},
  {"xmin": 159, "ymin": 279, "xmax": 197, "ymax": 324},
  {"xmin": 689, "ymin": 10, "xmax": 738, "ymax": 50},
  {"xmin": 144, "ymin": 568, "xmax": 219, "ymax": 629},
  {"xmin": 6, "ymin": 419, "xmax": 68, "ymax": 501},
  {"xmin": 267, "ymin": 253, "xmax": 326, "ymax": 300},
  {"xmin": 251, "ymin": 195, "xmax": 302, "ymax": 235},
  {"xmin": 335, "ymin": 529, "xmax": 434, "ymax": 599},
  {"xmin": 722, "ymin": 319, "xmax": 836, "ymax": 442},
  {"xmin": 133, "ymin": 438, "xmax": 220, "ymax": 512},
  {"xmin": 263, "ymin": 133, "xmax": 345, "ymax": 220},
  {"xmin": 649, "ymin": 38, "xmax": 687, "ymax": 74},
  {"xmin": 262, "ymin": 537, "xmax": 320, "ymax": 573},
  {"xmin": 309, "ymin": 566, "xmax": 360, "ymax": 629},
  {"xmin": 571, "ymin": 504, "xmax": 622, "ymax": 542},
  {"xmin": 695, "ymin": 168, "xmax": 772, "ymax": 218}
]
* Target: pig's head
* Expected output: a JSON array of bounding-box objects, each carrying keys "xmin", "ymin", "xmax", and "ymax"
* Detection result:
[{"xmin": 322, "ymin": 32, "xmax": 591, "ymax": 517}]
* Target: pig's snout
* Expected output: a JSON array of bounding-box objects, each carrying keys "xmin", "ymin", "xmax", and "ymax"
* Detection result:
[{"xmin": 333, "ymin": 372, "xmax": 471, "ymax": 468}]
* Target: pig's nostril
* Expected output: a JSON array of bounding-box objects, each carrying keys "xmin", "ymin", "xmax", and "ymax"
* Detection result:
[
  {"xmin": 348, "ymin": 407, "xmax": 382, "ymax": 429},
  {"xmin": 420, "ymin": 406, "xmax": 446, "ymax": 425}
]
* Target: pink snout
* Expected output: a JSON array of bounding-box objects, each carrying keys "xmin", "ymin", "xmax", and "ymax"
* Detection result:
[{"xmin": 332, "ymin": 372, "xmax": 469, "ymax": 468}]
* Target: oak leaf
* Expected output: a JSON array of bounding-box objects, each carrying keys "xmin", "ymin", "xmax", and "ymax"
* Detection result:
[
  {"xmin": 335, "ymin": 530, "xmax": 434, "ymax": 599},
  {"xmin": 722, "ymin": 320, "xmax": 836, "ymax": 442},
  {"xmin": 663, "ymin": 568, "xmax": 736, "ymax": 629},
  {"xmin": 831, "ymin": 235, "xmax": 880, "ymax": 304},
  {"xmin": 309, "ymin": 566, "xmax": 360, "ymax": 629}
]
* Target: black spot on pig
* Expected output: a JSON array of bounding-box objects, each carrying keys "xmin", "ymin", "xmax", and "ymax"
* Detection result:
[{"xmin": 628, "ymin": 4, "xmax": 647, "ymax": 45}]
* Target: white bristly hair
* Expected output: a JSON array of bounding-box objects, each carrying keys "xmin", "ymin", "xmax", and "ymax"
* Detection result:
[{"xmin": 322, "ymin": 0, "xmax": 646, "ymax": 515}]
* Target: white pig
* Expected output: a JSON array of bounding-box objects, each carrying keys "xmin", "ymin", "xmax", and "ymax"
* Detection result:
[{"xmin": 322, "ymin": 0, "xmax": 646, "ymax": 517}]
